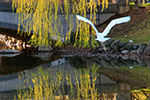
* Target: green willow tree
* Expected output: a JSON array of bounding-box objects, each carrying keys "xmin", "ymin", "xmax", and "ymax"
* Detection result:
[{"xmin": 12, "ymin": 0, "xmax": 108, "ymax": 47}]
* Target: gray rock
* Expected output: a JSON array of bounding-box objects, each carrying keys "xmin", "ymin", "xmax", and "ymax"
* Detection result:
[
  {"xmin": 98, "ymin": 48, "xmax": 103, "ymax": 52},
  {"xmin": 132, "ymin": 44, "xmax": 139, "ymax": 50},
  {"xmin": 110, "ymin": 40, "xmax": 120, "ymax": 48},
  {"xmin": 121, "ymin": 55, "xmax": 129, "ymax": 60},
  {"xmin": 130, "ymin": 50, "xmax": 137, "ymax": 54},
  {"xmin": 38, "ymin": 46, "xmax": 53, "ymax": 52},
  {"xmin": 110, "ymin": 40, "xmax": 120, "ymax": 52},
  {"xmin": 104, "ymin": 39, "xmax": 114, "ymax": 47},
  {"xmin": 144, "ymin": 59, "xmax": 150, "ymax": 67},
  {"xmin": 137, "ymin": 44, "xmax": 147, "ymax": 54},
  {"xmin": 133, "ymin": 61, "xmax": 139, "ymax": 66},
  {"xmin": 121, "ymin": 50, "xmax": 129, "ymax": 54},
  {"xmin": 137, "ymin": 58, "xmax": 147, "ymax": 67},
  {"xmin": 144, "ymin": 44, "xmax": 150, "ymax": 55},
  {"xmin": 106, "ymin": 47, "xmax": 111, "ymax": 51},
  {"xmin": 119, "ymin": 41, "xmax": 127, "ymax": 47},
  {"xmin": 120, "ymin": 44, "xmax": 133, "ymax": 51}
]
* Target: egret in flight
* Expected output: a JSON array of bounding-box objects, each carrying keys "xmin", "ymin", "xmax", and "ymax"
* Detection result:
[{"xmin": 76, "ymin": 15, "xmax": 131, "ymax": 42}]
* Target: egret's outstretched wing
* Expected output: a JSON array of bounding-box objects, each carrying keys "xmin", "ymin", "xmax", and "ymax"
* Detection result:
[
  {"xmin": 102, "ymin": 16, "xmax": 131, "ymax": 36},
  {"xmin": 76, "ymin": 15, "xmax": 99, "ymax": 35}
]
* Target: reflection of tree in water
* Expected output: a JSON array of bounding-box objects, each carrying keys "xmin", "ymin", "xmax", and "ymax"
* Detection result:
[
  {"xmin": 132, "ymin": 89, "xmax": 150, "ymax": 100},
  {"xmin": 0, "ymin": 53, "xmax": 48, "ymax": 75},
  {"xmin": 68, "ymin": 56, "xmax": 150, "ymax": 69},
  {"xmin": 16, "ymin": 65, "xmax": 100, "ymax": 100},
  {"xmin": 69, "ymin": 56, "xmax": 87, "ymax": 68},
  {"xmin": 16, "ymin": 64, "xmax": 134, "ymax": 100}
]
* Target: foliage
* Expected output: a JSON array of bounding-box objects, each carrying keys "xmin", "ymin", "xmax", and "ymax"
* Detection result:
[
  {"xmin": 132, "ymin": 88, "xmax": 150, "ymax": 100},
  {"xmin": 12, "ymin": 0, "xmax": 108, "ymax": 47},
  {"xmin": 140, "ymin": 3, "xmax": 150, "ymax": 6},
  {"xmin": 15, "ymin": 65, "xmax": 105, "ymax": 100},
  {"xmin": 129, "ymin": 2, "xmax": 135, "ymax": 5}
]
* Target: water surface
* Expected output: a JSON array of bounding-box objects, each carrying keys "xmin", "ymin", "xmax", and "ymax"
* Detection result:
[{"xmin": 0, "ymin": 43, "xmax": 150, "ymax": 100}]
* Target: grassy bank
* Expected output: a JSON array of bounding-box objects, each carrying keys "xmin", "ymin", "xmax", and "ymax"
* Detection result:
[
  {"xmin": 118, "ymin": 15, "xmax": 150, "ymax": 43},
  {"xmin": 98, "ymin": 7, "xmax": 150, "ymax": 44},
  {"xmin": 99, "ymin": 66, "xmax": 150, "ymax": 89}
]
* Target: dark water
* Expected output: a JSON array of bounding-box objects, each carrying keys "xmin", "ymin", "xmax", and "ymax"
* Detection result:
[{"xmin": 0, "ymin": 44, "xmax": 150, "ymax": 100}]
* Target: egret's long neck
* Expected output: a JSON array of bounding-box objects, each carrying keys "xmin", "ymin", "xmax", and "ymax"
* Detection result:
[
  {"xmin": 76, "ymin": 15, "xmax": 99, "ymax": 36},
  {"xmin": 90, "ymin": 23, "xmax": 99, "ymax": 34}
]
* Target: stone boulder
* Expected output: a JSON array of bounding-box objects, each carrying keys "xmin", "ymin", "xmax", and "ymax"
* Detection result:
[
  {"xmin": 121, "ymin": 50, "xmax": 129, "ymax": 54},
  {"xmin": 132, "ymin": 44, "xmax": 139, "ymax": 50},
  {"xmin": 144, "ymin": 59, "xmax": 150, "ymax": 67},
  {"xmin": 137, "ymin": 44, "xmax": 147, "ymax": 54},
  {"xmin": 104, "ymin": 39, "xmax": 114, "ymax": 47},
  {"xmin": 120, "ymin": 44, "xmax": 133, "ymax": 51},
  {"xmin": 144, "ymin": 44, "xmax": 150, "ymax": 55},
  {"xmin": 118, "ymin": 41, "xmax": 127, "ymax": 48},
  {"xmin": 106, "ymin": 47, "xmax": 111, "ymax": 51},
  {"xmin": 121, "ymin": 55, "xmax": 129, "ymax": 60},
  {"xmin": 98, "ymin": 48, "xmax": 103, "ymax": 52},
  {"xmin": 137, "ymin": 58, "xmax": 147, "ymax": 67},
  {"xmin": 130, "ymin": 50, "xmax": 137, "ymax": 54},
  {"xmin": 110, "ymin": 40, "xmax": 120, "ymax": 52}
]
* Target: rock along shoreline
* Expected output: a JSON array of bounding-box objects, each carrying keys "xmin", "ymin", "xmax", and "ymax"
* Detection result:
[{"xmin": 56, "ymin": 39, "xmax": 150, "ymax": 60}]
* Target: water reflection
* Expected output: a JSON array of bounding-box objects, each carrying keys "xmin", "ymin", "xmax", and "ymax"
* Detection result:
[
  {"xmin": 0, "ymin": 49, "xmax": 150, "ymax": 99},
  {"xmin": 132, "ymin": 89, "xmax": 150, "ymax": 100},
  {"xmin": 68, "ymin": 56, "xmax": 150, "ymax": 68},
  {"xmin": 0, "ymin": 50, "xmax": 59, "ymax": 75},
  {"xmin": 14, "ymin": 65, "xmax": 131, "ymax": 100}
]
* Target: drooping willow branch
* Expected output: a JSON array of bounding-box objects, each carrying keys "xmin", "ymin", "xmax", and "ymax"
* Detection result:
[{"xmin": 12, "ymin": 0, "xmax": 108, "ymax": 47}]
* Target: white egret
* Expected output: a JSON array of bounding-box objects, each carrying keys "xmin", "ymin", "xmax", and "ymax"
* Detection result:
[{"xmin": 76, "ymin": 15, "xmax": 131, "ymax": 42}]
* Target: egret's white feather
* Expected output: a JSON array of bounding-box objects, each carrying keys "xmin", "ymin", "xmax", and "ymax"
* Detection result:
[
  {"xmin": 76, "ymin": 15, "xmax": 131, "ymax": 42},
  {"xmin": 76, "ymin": 15, "xmax": 99, "ymax": 36},
  {"xmin": 102, "ymin": 16, "xmax": 131, "ymax": 36}
]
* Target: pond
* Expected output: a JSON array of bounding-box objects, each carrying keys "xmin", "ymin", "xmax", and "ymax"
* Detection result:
[{"xmin": 0, "ymin": 42, "xmax": 150, "ymax": 100}]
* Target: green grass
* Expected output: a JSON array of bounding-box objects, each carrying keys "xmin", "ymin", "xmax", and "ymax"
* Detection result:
[
  {"xmin": 120, "ymin": 66, "xmax": 150, "ymax": 87},
  {"xmin": 114, "ymin": 15, "xmax": 150, "ymax": 44},
  {"xmin": 129, "ymin": 66, "xmax": 150, "ymax": 100}
]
